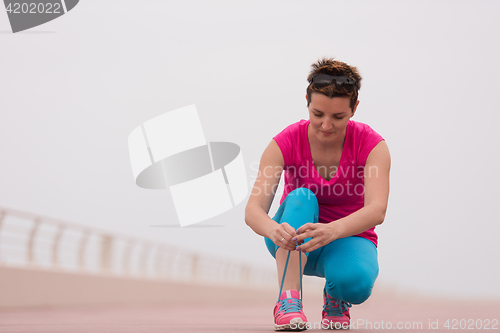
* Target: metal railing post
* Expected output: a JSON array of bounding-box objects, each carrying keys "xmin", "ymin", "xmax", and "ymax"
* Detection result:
[
  {"xmin": 0, "ymin": 210, "xmax": 5, "ymax": 263},
  {"xmin": 153, "ymin": 246, "xmax": 165, "ymax": 280},
  {"xmin": 78, "ymin": 230, "xmax": 89, "ymax": 271},
  {"xmin": 160, "ymin": 248, "xmax": 174, "ymax": 280},
  {"xmin": 241, "ymin": 265, "xmax": 250, "ymax": 287},
  {"xmin": 191, "ymin": 254, "xmax": 198, "ymax": 282},
  {"xmin": 100, "ymin": 234, "xmax": 113, "ymax": 274},
  {"xmin": 27, "ymin": 218, "xmax": 41, "ymax": 265},
  {"xmin": 52, "ymin": 224, "xmax": 65, "ymax": 268},
  {"xmin": 122, "ymin": 240, "xmax": 135, "ymax": 276},
  {"xmin": 139, "ymin": 245, "xmax": 151, "ymax": 278}
]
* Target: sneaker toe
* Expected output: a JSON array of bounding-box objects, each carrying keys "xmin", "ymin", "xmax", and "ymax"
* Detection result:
[
  {"xmin": 275, "ymin": 317, "xmax": 308, "ymax": 331},
  {"xmin": 276, "ymin": 313, "xmax": 307, "ymax": 325}
]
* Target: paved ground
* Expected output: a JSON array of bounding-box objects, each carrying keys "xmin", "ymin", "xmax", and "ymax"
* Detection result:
[{"xmin": 1, "ymin": 286, "xmax": 499, "ymax": 333}]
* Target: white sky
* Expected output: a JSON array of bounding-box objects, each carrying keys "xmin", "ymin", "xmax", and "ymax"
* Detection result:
[{"xmin": 1, "ymin": 0, "xmax": 499, "ymax": 299}]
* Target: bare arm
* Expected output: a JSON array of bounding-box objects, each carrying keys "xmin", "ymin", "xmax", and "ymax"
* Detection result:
[
  {"xmin": 295, "ymin": 140, "xmax": 391, "ymax": 252},
  {"xmin": 245, "ymin": 139, "xmax": 298, "ymax": 251}
]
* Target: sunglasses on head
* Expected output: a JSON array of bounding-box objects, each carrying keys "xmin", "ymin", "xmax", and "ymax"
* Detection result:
[{"xmin": 309, "ymin": 74, "xmax": 356, "ymax": 91}]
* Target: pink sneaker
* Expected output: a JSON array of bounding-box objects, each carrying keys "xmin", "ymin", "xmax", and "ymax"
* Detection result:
[
  {"xmin": 274, "ymin": 290, "xmax": 308, "ymax": 331},
  {"xmin": 321, "ymin": 289, "xmax": 352, "ymax": 329}
]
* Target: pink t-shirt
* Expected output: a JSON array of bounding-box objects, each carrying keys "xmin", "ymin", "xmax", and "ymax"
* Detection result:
[{"xmin": 273, "ymin": 119, "xmax": 384, "ymax": 247}]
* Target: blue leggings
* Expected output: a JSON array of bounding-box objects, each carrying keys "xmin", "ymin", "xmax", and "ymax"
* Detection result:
[{"xmin": 264, "ymin": 188, "xmax": 379, "ymax": 305}]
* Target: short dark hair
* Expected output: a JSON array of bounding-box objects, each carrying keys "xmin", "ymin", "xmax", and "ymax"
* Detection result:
[{"xmin": 306, "ymin": 57, "xmax": 362, "ymax": 110}]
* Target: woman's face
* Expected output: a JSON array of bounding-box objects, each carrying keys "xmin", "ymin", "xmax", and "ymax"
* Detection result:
[{"xmin": 307, "ymin": 92, "xmax": 359, "ymax": 144}]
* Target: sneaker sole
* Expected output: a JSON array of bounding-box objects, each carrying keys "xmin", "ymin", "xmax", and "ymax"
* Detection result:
[{"xmin": 275, "ymin": 318, "xmax": 308, "ymax": 331}]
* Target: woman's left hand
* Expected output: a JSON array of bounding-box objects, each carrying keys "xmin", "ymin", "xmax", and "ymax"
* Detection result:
[{"xmin": 293, "ymin": 223, "xmax": 339, "ymax": 253}]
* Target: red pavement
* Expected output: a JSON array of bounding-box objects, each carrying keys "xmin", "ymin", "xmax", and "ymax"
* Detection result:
[{"xmin": 1, "ymin": 287, "xmax": 499, "ymax": 333}]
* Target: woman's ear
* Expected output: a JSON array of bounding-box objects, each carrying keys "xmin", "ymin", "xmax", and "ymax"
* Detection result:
[{"xmin": 351, "ymin": 100, "xmax": 360, "ymax": 117}]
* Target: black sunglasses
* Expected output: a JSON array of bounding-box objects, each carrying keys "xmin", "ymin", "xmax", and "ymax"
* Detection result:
[{"xmin": 309, "ymin": 74, "xmax": 356, "ymax": 91}]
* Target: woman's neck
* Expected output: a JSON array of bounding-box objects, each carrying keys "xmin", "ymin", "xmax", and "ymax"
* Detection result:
[{"xmin": 307, "ymin": 123, "xmax": 346, "ymax": 152}]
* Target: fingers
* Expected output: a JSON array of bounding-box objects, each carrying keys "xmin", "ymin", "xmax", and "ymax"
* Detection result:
[
  {"xmin": 293, "ymin": 223, "xmax": 330, "ymax": 252},
  {"xmin": 276, "ymin": 222, "xmax": 302, "ymax": 251},
  {"xmin": 279, "ymin": 237, "xmax": 295, "ymax": 251},
  {"xmin": 280, "ymin": 222, "xmax": 298, "ymax": 238},
  {"xmin": 294, "ymin": 223, "xmax": 317, "ymax": 243},
  {"xmin": 275, "ymin": 222, "xmax": 325, "ymax": 252},
  {"xmin": 296, "ymin": 237, "xmax": 321, "ymax": 253},
  {"xmin": 296, "ymin": 223, "xmax": 316, "ymax": 235},
  {"xmin": 277, "ymin": 223, "xmax": 335, "ymax": 253}
]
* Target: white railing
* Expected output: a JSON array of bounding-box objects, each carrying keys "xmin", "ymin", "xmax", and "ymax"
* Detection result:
[{"xmin": 0, "ymin": 207, "xmax": 277, "ymax": 289}]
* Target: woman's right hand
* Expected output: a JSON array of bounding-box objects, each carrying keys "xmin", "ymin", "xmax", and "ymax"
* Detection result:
[{"xmin": 269, "ymin": 222, "xmax": 299, "ymax": 251}]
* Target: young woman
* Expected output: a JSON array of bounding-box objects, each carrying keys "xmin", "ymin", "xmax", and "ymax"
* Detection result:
[{"xmin": 245, "ymin": 58, "xmax": 391, "ymax": 330}]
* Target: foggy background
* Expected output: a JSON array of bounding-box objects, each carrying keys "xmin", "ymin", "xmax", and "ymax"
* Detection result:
[{"xmin": 1, "ymin": 0, "xmax": 499, "ymax": 299}]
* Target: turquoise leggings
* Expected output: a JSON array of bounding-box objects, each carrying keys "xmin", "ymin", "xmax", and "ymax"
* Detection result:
[{"xmin": 264, "ymin": 187, "xmax": 379, "ymax": 304}]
